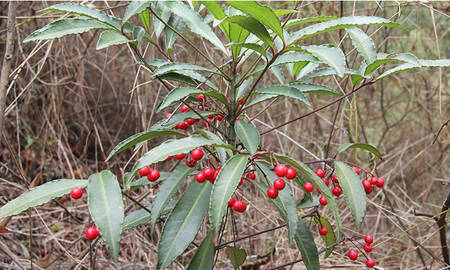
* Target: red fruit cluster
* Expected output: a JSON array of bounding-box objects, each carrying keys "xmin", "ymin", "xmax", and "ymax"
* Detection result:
[
  {"xmin": 364, "ymin": 177, "xmax": 385, "ymax": 194},
  {"xmin": 138, "ymin": 165, "xmax": 160, "ymax": 182},
  {"xmin": 347, "ymin": 235, "xmax": 375, "ymax": 268},
  {"xmin": 85, "ymin": 226, "xmax": 100, "ymax": 240},
  {"xmin": 265, "ymin": 164, "xmax": 296, "ymax": 199},
  {"xmin": 228, "ymin": 197, "xmax": 247, "ymax": 212}
]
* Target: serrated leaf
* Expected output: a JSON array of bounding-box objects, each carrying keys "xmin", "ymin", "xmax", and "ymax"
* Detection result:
[
  {"xmin": 375, "ymin": 63, "xmax": 420, "ymax": 81},
  {"xmin": 96, "ymin": 30, "xmax": 133, "ymax": 50},
  {"xmin": 226, "ymin": 246, "xmax": 247, "ymax": 269},
  {"xmin": 289, "ymin": 83, "xmax": 341, "ymax": 96},
  {"xmin": 297, "ymin": 62, "xmax": 320, "ymax": 79},
  {"xmin": 338, "ymin": 143, "xmax": 382, "ymax": 159},
  {"xmin": 106, "ymin": 129, "xmax": 183, "ymax": 161},
  {"xmin": 209, "ymin": 154, "xmax": 248, "ymax": 230},
  {"xmin": 270, "ymin": 65, "xmax": 285, "ymax": 84},
  {"xmin": 420, "ymin": 59, "xmax": 450, "ymax": 67},
  {"xmin": 295, "ymin": 217, "xmax": 320, "ymax": 270},
  {"xmin": 87, "ymin": 170, "xmax": 124, "ymax": 262},
  {"xmin": 244, "ymin": 94, "xmax": 278, "ymax": 109},
  {"xmin": 23, "ymin": 18, "xmax": 113, "ymax": 43},
  {"xmin": 254, "ymin": 85, "xmax": 311, "ymax": 105},
  {"xmin": 164, "ymin": 1, "xmax": 228, "ymax": 55},
  {"xmin": 334, "ymin": 161, "xmax": 366, "ymax": 229},
  {"xmin": 157, "ymin": 182, "xmax": 212, "ymax": 270},
  {"xmin": 123, "ymin": 200, "xmax": 176, "ymax": 231},
  {"xmin": 0, "ymin": 179, "xmax": 87, "ymax": 219},
  {"xmin": 303, "ymin": 45, "xmax": 346, "ymax": 77},
  {"xmin": 187, "ymin": 231, "xmax": 215, "ymax": 270},
  {"xmin": 364, "ymin": 57, "xmax": 399, "ymax": 76},
  {"xmin": 227, "ymin": 1, "xmax": 284, "ymax": 41},
  {"xmin": 271, "ymin": 51, "xmax": 317, "ymax": 67},
  {"xmin": 227, "ymin": 16, "xmax": 273, "ymax": 48},
  {"xmin": 176, "ymin": 68, "xmax": 219, "ymax": 90},
  {"xmin": 284, "ymin": 16, "xmax": 338, "ymax": 28},
  {"xmin": 229, "ymin": 42, "xmax": 267, "ymax": 57},
  {"xmin": 301, "ymin": 67, "xmax": 360, "ymax": 80},
  {"xmin": 156, "ymin": 87, "xmax": 227, "ymax": 113},
  {"xmin": 152, "ymin": 1, "xmax": 171, "ymax": 38},
  {"xmin": 150, "ymin": 163, "xmax": 195, "ymax": 229},
  {"xmin": 346, "ymin": 27, "xmax": 376, "ymax": 64},
  {"xmin": 122, "ymin": 0, "xmax": 151, "ymax": 25},
  {"xmin": 151, "ymin": 62, "xmax": 216, "ymax": 79},
  {"xmin": 234, "ymin": 120, "xmax": 260, "ymax": 154},
  {"xmin": 313, "ymin": 217, "xmax": 336, "ymax": 258},
  {"xmin": 165, "ymin": 14, "xmax": 186, "ymax": 54}
]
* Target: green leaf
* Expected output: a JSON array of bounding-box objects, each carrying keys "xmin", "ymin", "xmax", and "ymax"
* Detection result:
[
  {"xmin": 227, "ymin": 16, "xmax": 273, "ymax": 48},
  {"xmin": 152, "ymin": 1, "xmax": 171, "ymax": 38},
  {"xmin": 227, "ymin": 1, "xmax": 284, "ymax": 41},
  {"xmin": 420, "ymin": 59, "xmax": 450, "ymax": 67},
  {"xmin": 364, "ymin": 57, "xmax": 399, "ymax": 76},
  {"xmin": 87, "ymin": 170, "xmax": 124, "ymax": 262},
  {"xmin": 236, "ymin": 77, "xmax": 253, "ymax": 101},
  {"xmin": 284, "ymin": 16, "xmax": 338, "ymax": 28},
  {"xmin": 297, "ymin": 195, "xmax": 320, "ymax": 209},
  {"xmin": 245, "ymin": 94, "xmax": 278, "ymax": 109},
  {"xmin": 334, "ymin": 161, "xmax": 366, "ymax": 229},
  {"xmin": 337, "ymin": 143, "xmax": 382, "ymax": 159},
  {"xmin": 301, "ymin": 67, "xmax": 360, "ymax": 80},
  {"xmin": 156, "ymin": 87, "xmax": 227, "ymax": 113},
  {"xmin": 346, "ymin": 27, "xmax": 376, "ymax": 64},
  {"xmin": 313, "ymin": 217, "xmax": 336, "ymax": 258},
  {"xmin": 123, "ymin": 200, "xmax": 176, "ymax": 231},
  {"xmin": 150, "ymin": 111, "xmax": 216, "ymax": 130},
  {"xmin": 270, "ymin": 65, "xmax": 285, "ymax": 84},
  {"xmin": 226, "ymin": 246, "xmax": 247, "ymax": 269},
  {"xmin": 303, "ymin": 45, "xmax": 346, "ymax": 77},
  {"xmin": 165, "ymin": 14, "xmax": 186, "ymax": 54},
  {"xmin": 171, "ymin": 69, "xmax": 218, "ymax": 90},
  {"xmin": 187, "ymin": 232, "xmax": 215, "ymax": 270},
  {"xmin": 234, "ymin": 120, "xmax": 260, "ymax": 154},
  {"xmin": 122, "ymin": 0, "xmax": 151, "ymax": 25},
  {"xmin": 209, "ymin": 154, "xmax": 248, "ymax": 230},
  {"xmin": 96, "ymin": 30, "xmax": 133, "ymax": 50},
  {"xmin": 164, "ymin": 1, "xmax": 228, "ymax": 55},
  {"xmin": 271, "ymin": 51, "xmax": 317, "ymax": 67},
  {"xmin": 375, "ymin": 63, "xmax": 420, "ymax": 81},
  {"xmin": 295, "ymin": 217, "xmax": 320, "ymax": 270},
  {"xmin": 157, "ymin": 182, "xmax": 212, "ymax": 270},
  {"xmin": 273, "ymin": 9, "xmax": 298, "ymax": 17},
  {"xmin": 289, "ymin": 83, "xmax": 341, "ymax": 96},
  {"xmin": 229, "ymin": 42, "xmax": 267, "ymax": 57},
  {"xmin": 129, "ymin": 173, "xmax": 169, "ymax": 191},
  {"xmin": 289, "ymin": 16, "xmax": 408, "ymax": 44},
  {"xmin": 150, "ymin": 163, "xmax": 196, "ymax": 229},
  {"xmin": 0, "ymin": 179, "xmax": 87, "ymax": 219},
  {"xmin": 151, "ymin": 62, "xmax": 216, "ymax": 79},
  {"xmin": 254, "ymin": 85, "xmax": 311, "ymax": 105},
  {"xmin": 23, "ymin": 18, "xmax": 113, "ymax": 43},
  {"xmin": 138, "ymin": 9, "xmax": 150, "ymax": 31},
  {"xmin": 106, "ymin": 130, "xmax": 183, "ymax": 161}
]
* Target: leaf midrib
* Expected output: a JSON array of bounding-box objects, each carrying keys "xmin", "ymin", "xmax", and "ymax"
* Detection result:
[{"xmin": 98, "ymin": 172, "xmax": 117, "ymax": 256}]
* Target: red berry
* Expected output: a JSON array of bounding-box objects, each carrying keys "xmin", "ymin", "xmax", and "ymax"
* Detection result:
[
  {"xmin": 267, "ymin": 187, "xmax": 278, "ymax": 199},
  {"xmin": 332, "ymin": 186, "xmax": 342, "ymax": 197},
  {"xmin": 213, "ymin": 170, "xmax": 219, "ymax": 181},
  {"xmin": 315, "ymin": 168, "xmax": 325, "ymax": 178},
  {"xmin": 352, "ymin": 166, "xmax": 360, "ymax": 175},
  {"xmin": 332, "ymin": 174, "xmax": 339, "ymax": 183},
  {"xmin": 362, "ymin": 180, "xmax": 372, "ymax": 189},
  {"xmin": 364, "ymin": 235, "xmax": 374, "ymax": 244},
  {"xmin": 85, "ymin": 226, "xmax": 98, "ymax": 240},
  {"xmin": 286, "ymin": 168, "xmax": 297, "ymax": 179},
  {"xmin": 273, "ymin": 178, "xmax": 286, "ymax": 190},
  {"xmin": 228, "ymin": 197, "xmax": 235, "ymax": 207},
  {"xmin": 180, "ymin": 121, "xmax": 189, "ymax": 130},
  {"xmin": 202, "ymin": 120, "xmax": 208, "ymax": 127},
  {"xmin": 348, "ymin": 250, "xmax": 358, "ymax": 261},
  {"xmin": 185, "ymin": 157, "xmax": 197, "ymax": 167},
  {"xmin": 233, "ymin": 200, "xmax": 247, "ymax": 212},
  {"xmin": 319, "ymin": 227, "xmax": 328, "ymax": 235},
  {"xmin": 187, "ymin": 118, "xmax": 196, "ymax": 125},
  {"xmin": 70, "ymin": 188, "xmax": 83, "ymax": 199},
  {"xmin": 236, "ymin": 117, "xmax": 240, "ymax": 120},
  {"xmin": 203, "ymin": 168, "xmax": 215, "ymax": 181},
  {"xmin": 166, "ymin": 156, "xmax": 173, "ymax": 161},
  {"xmin": 195, "ymin": 172, "xmax": 205, "ymax": 183},
  {"xmin": 319, "ymin": 196, "xmax": 327, "ymax": 205},
  {"xmin": 370, "ymin": 177, "xmax": 378, "ymax": 185},
  {"xmin": 364, "ymin": 244, "xmax": 373, "ymax": 253},
  {"xmin": 366, "ymin": 258, "xmax": 375, "ymax": 268},
  {"xmin": 274, "ymin": 164, "xmax": 288, "ymax": 177},
  {"xmin": 208, "ymin": 114, "xmax": 215, "ymax": 119},
  {"xmin": 365, "ymin": 186, "xmax": 373, "ymax": 194},
  {"xmin": 147, "ymin": 169, "xmax": 160, "ymax": 182},
  {"xmin": 238, "ymin": 177, "xmax": 243, "ymax": 187},
  {"xmin": 216, "ymin": 115, "xmax": 224, "ymax": 121},
  {"xmin": 190, "ymin": 148, "xmax": 204, "ymax": 161},
  {"xmin": 139, "ymin": 166, "xmax": 150, "ymax": 177},
  {"xmin": 196, "ymin": 94, "xmax": 205, "ymax": 102},
  {"xmin": 174, "ymin": 153, "xmax": 186, "ymax": 160},
  {"xmin": 164, "ymin": 113, "xmax": 171, "ymax": 119},
  {"xmin": 304, "ymin": 182, "xmax": 314, "ymax": 192},
  {"xmin": 246, "ymin": 172, "xmax": 256, "ymax": 180},
  {"xmin": 181, "ymin": 105, "xmax": 190, "ymax": 112},
  {"xmin": 376, "ymin": 177, "xmax": 385, "ymax": 188},
  {"xmin": 239, "ymin": 98, "xmax": 246, "ymax": 105},
  {"xmin": 316, "ymin": 188, "xmax": 321, "ymax": 194},
  {"xmin": 322, "ymin": 177, "xmax": 330, "ymax": 186}
]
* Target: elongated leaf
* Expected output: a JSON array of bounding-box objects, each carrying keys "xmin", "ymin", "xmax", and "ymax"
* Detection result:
[
  {"xmin": 139, "ymin": 9, "xmax": 150, "ymax": 30},
  {"xmin": 107, "ymin": 130, "xmax": 184, "ymax": 161},
  {"xmin": 129, "ymin": 173, "xmax": 169, "ymax": 191},
  {"xmin": 245, "ymin": 93, "xmax": 278, "ymax": 109},
  {"xmin": 150, "ymin": 163, "xmax": 195, "ymax": 229},
  {"xmin": 270, "ymin": 65, "xmax": 285, "ymax": 84},
  {"xmin": 157, "ymin": 182, "xmax": 212, "ymax": 270},
  {"xmin": 364, "ymin": 57, "xmax": 399, "ymax": 75},
  {"xmin": 88, "ymin": 170, "xmax": 124, "ymax": 262},
  {"xmin": 229, "ymin": 42, "xmax": 267, "ymax": 57},
  {"xmin": 289, "ymin": 16, "xmax": 408, "ymax": 43},
  {"xmin": 271, "ymin": 51, "xmax": 317, "ymax": 67},
  {"xmin": 176, "ymin": 68, "xmax": 219, "ymax": 90},
  {"xmin": 313, "ymin": 217, "xmax": 336, "ymax": 258},
  {"xmin": 295, "ymin": 217, "xmax": 320, "ymax": 270},
  {"xmin": 303, "ymin": 45, "xmax": 346, "ymax": 77},
  {"xmin": 235, "ymin": 120, "xmax": 260, "ymax": 154},
  {"xmin": 226, "ymin": 246, "xmax": 247, "ymax": 269},
  {"xmin": 376, "ymin": 58, "xmax": 450, "ymax": 81},
  {"xmin": 254, "ymin": 85, "xmax": 310, "ymax": 105},
  {"xmin": 346, "ymin": 27, "xmax": 376, "ymax": 64},
  {"xmin": 165, "ymin": 14, "xmax": 186, "ymax": 54},
  {"xmin": 96, "ymin": 30, "xmax": 132, "ymax": 50},
  {"xmin": 334, "ymin": 161, "xmax": 366, "ymax": 229},
  {"xmin": 420, "ymin": 59, "xmax": 450, "ymax": 67},
  {"xmin": 23, "ymin": 18, "xmax": 113, "ymax": 42},
  {"xmin": 376, "ymin": 63, "xmax": 419, "ymax": 81},
  {"xmin": 151, "ymin": 62, "xmax": 215, "ymax": 79},
  {"xmin": 301, "ymin": 67, "xmax": 360, "ymax": 80},
  {"xmin": 227, "ymin": 16, "xmax": 273, "ymax": 48},
  {"xmin": 152, "ymin": 1, "xmax": 171, "ymax": 38},
  {"xmin": 289, "ymin": 83, "xmax": 341, "ymax": 96},
  {"xmin": 297, "ymin": 62, "xmax": 320, "ymax": 79},
  {"xmin": 150, "ymin": 111, "xmax": 216, "ymax": 130},
  {"xmin": 227, "ymin": 1, "xmax": 284, "ymax": 41},
  {"xmin": 122, "ymin": 0, "xmax": 151, "ymax": 25},
  {"xmin": 337, "ymin": 143, "xmax": 382, "ymax": 159},
  {"xmin": 123, "ymin": 200, "xmax": 176, "ymax": 231},
  {"xmin": 0, "ymin": 179, "xmax": 87, "ymax": 219},
  {"xmin": 209, "ymin": 154, "xmax": 248, "ymax": 230},
  {"xmin": 187, "ymin": 232, "xmax": 215, "ymax": 270},
  {"xmin": 164, "ymin": 1, "xmax": 228, "ymax": 55},
  {"xmin": 236, "ymin": 77, "xmax": 253, "ymax": 101},
  {"xmin": 284, "ymin": 16, "xmax": 338, "ymax": 28},
  {"xmin": 297, "ymin": 195, "xmax": 320, "ymax": 209},
  {"xmin": 156, "ymin": 87, "xmax": 227, "ymax": 113}
]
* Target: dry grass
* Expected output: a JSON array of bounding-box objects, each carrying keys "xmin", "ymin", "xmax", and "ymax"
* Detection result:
[{"xmin": 0, "ymin": 1, "xmax": 448, "ymax": 269}]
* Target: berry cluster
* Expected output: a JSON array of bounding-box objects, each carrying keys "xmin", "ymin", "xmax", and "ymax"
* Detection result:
[
  {"xmin": 263, "ymin": 163, "xmax": 297, "ymax": 200},
  {"xmin": 347, "ymin": 235, "xmax": 376, "ymax": 268}
]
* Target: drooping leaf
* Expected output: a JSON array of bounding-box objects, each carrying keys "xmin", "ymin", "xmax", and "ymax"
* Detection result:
[
  {"xmin": 313, "ymin": 216, "xmax": 336, "ymax": 258},
  {"xmin": 364, "ymin": 57, "xmax": 399, "ymax": 76},
  {"xmin": 337, "ymin": 143, "xmax": 382, "ymax": 159},
  {"xmin": 420, "ymin": 59, "xmax": 450, "ymax": 67},
  {"xmin": 284, "ymin": 16, "xmax": 338, "ymax": 28},
  {"xmin": 138, "ymin": 9, "xmax": 150, "ymax": 30},
  {"xmin": 346, "ymin": 27, "xmax": 377, "ymax": 64},
  {"xmin": 151, "ymin": 62, "xmax": 216, "ymax": 79},
  {"xmin": 376, "ymin": 58, "xmax": 450, "ymax": 81},
  {"xmin": 209, "ymin": 154, "xmax": 248, "ymax": 230},
  {"xmin": 289, "ymin": 83, "xmax": 341, "ymax": 96},
  {"xmin": 23, "ymin": 18, "xmax": 113, "ymax": 43},
  {"xmin": 270, "ymin": 51, "xmax": 317, "ymax": 67},
  {"xmin": 226, "ymin": 246, "xmax": 247, "ymax": 269},
  {"xmin": 123, "ymin": 200, "xmax": 176, "ymax": 231},
  {"xmin": 254, "ymin": 85, "xmax": 310, "ymax": 105},
  {"xmin": 122, "ymin": 0, "xmax": 151, "ymax": 25},
  {"xmin": 375, "ymin": 63, "xmax": 420, "ymax": 81},
  {"xmin": 165, "ymin": 14, "xmax": 186, "ymax": 54},
  {"xmin": 303, "ymin": 45, "xmax": 346, "ymax": 77},
  {"xmin": 295, "ymin": 217, "xmax": 320, "ymax": 270},
  {"xmin": 164, "ymin": 1, "xmax": 228, "ymax": 55},
  {"xmin": 150, "ymin": 163, "xmax": 196, "ymax": 229},
  {"xmin": 175, "ymin": 68, "xmax": 219, "ymax": 90},
  {"xmin": 229, "ymin": 42, "xmax": 267, "ymax": 57},
  {"xmin": 96, "ymin": 30, "xmax": 133, "ymax": 50},
  {"xmin": 87, "ymin": 170, "xmax": 124, "ymax": 262},
  {"xmin": 234, "ymin": 120, "xmax": 260, "ymax": 154},
  {"xmin": 157, "ymin": 182, "xmax": 212, "ymax": 270},
  {"xmin": 227, "ymin": 16, "xmax": 273, "ymax": 48},
  {"xmin": 186, "ymin": 231, "xmax": 215, "ymax": 270},
  {"xmin": 156, "ymin": 87, "xmax": 227, "ymax": 113},
  {"xmin": 152, "ymin": 1, "xmax": 171, "ymax": 38},
  {"xmin": 0, "ymin": 179, "xmax": 87, "ymax": 219}
]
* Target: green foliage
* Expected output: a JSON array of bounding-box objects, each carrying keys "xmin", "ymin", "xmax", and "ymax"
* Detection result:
[
  {"xmin": 122, "ymin": 0, "xmax": 151, "ymax": 25},
  {"xmin": 187, "ymin": 232, "xmax": 215, "ymax": 270},
  {"xmin": 338, "ymin": 143, "xmax": 382, "ymax": 159},
  {"xmin": 295, "ymin": 217, "xmax": 320, "ymax": 270},
  {"xmin": 234, "ymin": 120, "xmax": 260, "ymax": 154},
  {"xmin": 226, "ymin": 246, "xmax": 247, "ymax": 269},
  {"xmin": 156, "ymin": 87, "xmax": 227, "ymax": 113},
  {"xmin": 314, "ymin": 217, "xmax": 336, "ymax": 258}
]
